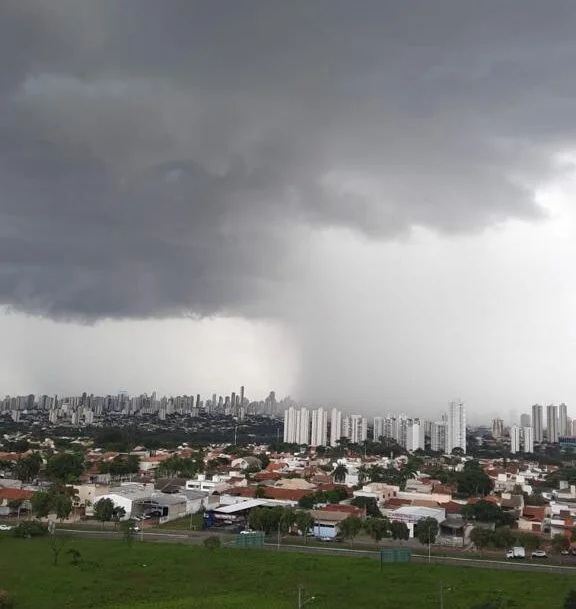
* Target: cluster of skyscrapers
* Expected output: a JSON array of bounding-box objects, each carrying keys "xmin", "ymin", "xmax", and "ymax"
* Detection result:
[
  {"xmin": 283, "ymin": 401, "xmax": 467, "ymax": 454},
  {"xmin": 505, "ymin": 403, "xmax": 571, "ymax": 454}
]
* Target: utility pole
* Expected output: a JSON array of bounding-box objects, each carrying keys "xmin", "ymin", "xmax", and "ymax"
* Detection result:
[{"xmin": 439, "ymin": 582, "xmax": 444, "ymax": 609}]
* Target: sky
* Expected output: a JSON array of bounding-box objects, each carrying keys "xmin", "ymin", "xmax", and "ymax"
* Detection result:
[{"xmin": 2, "ymin": 1, "xmax": 576, "ymax": 422}]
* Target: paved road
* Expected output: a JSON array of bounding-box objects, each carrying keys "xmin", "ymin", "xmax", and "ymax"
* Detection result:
[{"xmin": 56, "ymin": 528, "xmax": 576, "ymax": 574}]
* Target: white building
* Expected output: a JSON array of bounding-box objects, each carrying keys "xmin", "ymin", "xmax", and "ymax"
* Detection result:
[
  {"xmin": 330, "ymin": 408, "xmax": 342, "ymax": 447},
  {"xmin": 510, "ymin": 425, "xmax": 520, "ymax": 454},
  {"xmin": 297, "ymin": 408, "xmax": 310, "ymax": 445},
  {"xmin": 532, "ymin": 404, "xmax": 543, "ymax": 443},
  {"xmin": 446, "ymin": 401, "xmax": 466, "ymax": 454},
  {"xmin": 406, "ymin": 419, "xmax": 424, "ymax": 452},
  {"xmin": 559, "ymin": 403, "xmax": 568, "ymax": 437},
  {"xmin": 310, "ymin": 408, "xmax": 328, "ymax": 447},
  {"xmin": 373, "ymin": 416, "xmax": 384, "ymax": 442},
  {"xmin": 283, "ymin": 407, "xmax": 297, "ymax": 444},
  {"xmin": 343, "ymin": 414, "xmax": 367, "ymax": 444},
  {"xmin": 547, "ymin": 404, "xmax": 559, "ymax": 444},
  {"xmin": 430, "ymin": 421, "xmax": 447, "ymax": 453},
  {"xmin": 523, "ymin": 426, "xmax": 534, "ymax": 454}
]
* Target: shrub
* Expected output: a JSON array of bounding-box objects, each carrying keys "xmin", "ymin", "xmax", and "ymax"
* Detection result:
[
  {"xmin": 0, "ymin": 590, "xmax": 14, "ymax": 609},
  {"xmin": 12, "ymin": 521, "xmax": 49, "ymax": 538},
  {"xmin": 203, "ymin": 535, "xmax": 221, "ymax": 550}
]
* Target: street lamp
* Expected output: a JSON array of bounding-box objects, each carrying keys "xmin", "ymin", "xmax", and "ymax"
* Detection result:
[{"xmin": 297, "ymin": 585, "xmax": 315, "ymax": 609}]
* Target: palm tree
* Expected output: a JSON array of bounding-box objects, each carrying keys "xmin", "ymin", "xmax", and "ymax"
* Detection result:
[{"xmin": 332, "ymin": 463, "xmax": 348, "ymax": 484}]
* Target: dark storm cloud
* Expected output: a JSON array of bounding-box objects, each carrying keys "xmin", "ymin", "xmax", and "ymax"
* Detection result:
[{"xmin": 1, "ymin": 0, "xmax": 575, "ymax": 319}]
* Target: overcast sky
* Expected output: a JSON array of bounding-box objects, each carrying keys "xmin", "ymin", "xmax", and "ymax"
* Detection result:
[{"xmin": 2, "ymin": 1, "xmax": 576, "ymax": 422}]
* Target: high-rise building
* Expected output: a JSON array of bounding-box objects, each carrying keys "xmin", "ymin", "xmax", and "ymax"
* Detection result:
[
  {"xmin": 406, "ymin": 419, "xmax": 424, "ymax": 452},
  {"xmin": 446, "ymin": 401, "xmax": 466, "ymax": 454},
  {"xmin": 310, "ymin": 408, "xmax": 328, "ymax": 447},
  {"xmin": 510, "ymin": 425, "xmax": 520, "ymax": 454},
  {"xmin": 373, "ymin": 417, "xmax": 384, "ymax": 442},
  {"xmin": 297, "ymin": 408, "xmax": 310, "ymax": 445},
  {"xmin": 330, "ymin": 408, "xmax": 342, "ymax": 447},
  {"xmin": 546, "ymin": 404, "xmax": 559, "ymax": 444},
  {"xmin": 559, "ymin": 403, "xmax": 568, "ymax": 437},
  {"xmin": 520, "ymin": 413, "xmax": 531, "ymax": 428},
  {"xmin": 343, "ymin": 414, "xmax": 367, "ymax": 444},
  {"xmin": 430, "ymin": 421, "xmax": 447, "ymax": 453},
  {"xmin": 531, "ymin": 404, "xmax": 543, "ymax": 443},
  {"xmin": 283, "ymin": 407, "xmax": 297, "ymax": 443},
  {"xmin": 572, "ymin": 418, "xmax": 576, "ymax": 437},
  {"xmin": 492, "ymin": 418, "xmax": 504, "ymax": 439},
  {"xmin": 523, "ymin": 426, "xmax": 534, "ymax": 453}
]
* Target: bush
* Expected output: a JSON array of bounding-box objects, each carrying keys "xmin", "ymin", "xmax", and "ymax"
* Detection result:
[
  {"xmin": 0, "ymin": 590, "xmax": 14, "ymax": 609},
  {"xmin": 12, "ymin": 521, "xmax": 49, "ymax": 538},
  {"xmin": 203, "ymin": 535, "xmax": 221, "ymax": 550}
]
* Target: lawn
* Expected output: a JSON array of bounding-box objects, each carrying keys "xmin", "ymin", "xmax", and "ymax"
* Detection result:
[{"xmin": 0, "ymin": 535, "xmax": 574, "ymax": 609}]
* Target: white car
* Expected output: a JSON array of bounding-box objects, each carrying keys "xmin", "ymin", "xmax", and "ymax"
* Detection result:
[
  {"xmin": 531, "ymin": 550, "xmax": 548, "ymax": 559},
  {"xmin": 0, "ymin": 524, "xmax": 13, "ymax": 531}
]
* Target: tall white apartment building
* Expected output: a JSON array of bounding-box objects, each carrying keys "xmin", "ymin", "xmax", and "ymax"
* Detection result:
[
  {"xmin": 446, "ymin": 401, "xmax": 466, "ymax": 454},
  {"xmin": 373, "ymin": 417, "xmax": 384, "ymax": 442},
  {"xmin": 547, "ymin": 404, "xmax": 558, "ymax": 444},
  {"xmin": 406, "ymin": 419, "xmax": 424, "ymax": 452},
  {"xmin": 330, "ymin": 408, "xmax": 342, "ymax": 447},
  {"xmin": 283, "ymin": 407, "xmax": 311, "ymax": 445},
  {"xmin": 310, "ymin": 408, "xmax": 328, "ymax": 447},
  {"xmin": 430, "ymin": 421, "xmax": 447, "ymax": 452},
  {"xmin": 283, "ymin": 407, "xmax": 297, "ymax": 443},
  {"xmin": 297, "ymin": 408, "xmax": 310, "ymax": 445},
  {"xmin": 532, "ymin": 404, "xmax": 543, "ymax": 443},
  {"xmin": 523, "ymin": 426, "xmax": 534, "ymax": 453},
  {"xmin": 510, "ymin": 425, "xmax": 520, "ymax": 454},
  {"xmin": 343, "ymin": 414, "xmax": 368, "ymax": 444},
  {"xmin": 559, "ymin": 403, "xmax": 568, "ymax": 437}
]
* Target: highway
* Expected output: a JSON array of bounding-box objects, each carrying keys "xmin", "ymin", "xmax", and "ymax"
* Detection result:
[{"xmin": 56, "ymin": 527, "xmax": 576, "ymax": 574}]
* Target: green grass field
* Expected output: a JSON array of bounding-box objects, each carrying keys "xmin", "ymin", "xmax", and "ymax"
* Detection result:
[{"xmin": 0, "ymin": 535, "xmax": 574, "ymax": 609}]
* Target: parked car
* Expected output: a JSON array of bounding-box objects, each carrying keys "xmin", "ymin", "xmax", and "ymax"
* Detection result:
[
  {"xmin": 0, "ymin": 524, "xmax": 13, "ymax": 531},
  {"xmin": 531, "ymin": 550, "xmax": 548, "ymax": 559},
  {"xmin": 560, "ymin": 549, "xmax": 570, "ymax": 556}
]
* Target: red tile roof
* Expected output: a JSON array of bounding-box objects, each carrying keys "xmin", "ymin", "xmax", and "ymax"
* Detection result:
[{"xmin": 0, "ymin": 488, "xmax": 34, "ymax": 501}]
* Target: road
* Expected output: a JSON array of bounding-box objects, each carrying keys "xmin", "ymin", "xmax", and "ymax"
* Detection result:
[{"xmin": 56, "ymin": 527, "xmax": 576, "ymax": 574}]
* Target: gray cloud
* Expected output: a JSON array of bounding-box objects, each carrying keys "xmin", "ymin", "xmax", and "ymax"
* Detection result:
[{"xmin": 1, "ymin": 1, "xmax": 574, "ymax": 319}]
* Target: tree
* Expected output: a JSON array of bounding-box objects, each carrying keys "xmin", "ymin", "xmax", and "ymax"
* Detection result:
[
  {"xmin": 67, "ymin": 548, "xmax": 82, "ymax": 566},
  {"xmin": 457, "ymin": 461, "xmax": 492, "ymax": 497},
  {"xmin": 461, "ymin": 501, "xmax": 514, "ymax": 527},
  {"xmin": 351, "ymin": 496, "xmax": 382, "ymax": 518},
  {"xmin": 13, "ymin": 453, "xmax": 42, "ymax": 482},
  {"xmin": 389, "ymin": 520, "xmax": 409, "ymax": 542},
  {"xmin": 364, "ymin": 517, "xmax": 389, "ymax": 542},
  {"xmin": 514, "ymin": 531, "xmax": 540, "ymax": 551},
  {"xmin": 31, "ymin": 485, "xmax": 75, "ymax": 521},
  {"xmin": 93, "ymin": 498, "xmax": 115, "ymax": 524},
  {"xmin": 491, "ymin": 526, "xmax": 515, "ymax": 549},
  {"xmin": 332, "ymin": 464, "xmax": 348, "ymax": 484},
  {"xmin": 415, "ymin": 517, "xmax": 439, "ymax": 546},
  {"xmin": 470, "ymin": 527, "xmax": 493, "ymax": 554},
  {"xmin": 552, "ymin": 534, "xmax": 570, "ymax": 555},
  {"xmin": 294, "ymin": 511, "xmax": 314, "ymax": 542},
  {"xmin": 31, "ymin": 491, "xmax": 53, "ymax": 518},
  {"xmin": 46, "ymin": 453, "xmax": 84, "ymax": 484},
  {"xmin": 338, "ymin": 516, "xmax": 363, "ymax": 544},
  {"xmin": 48, "ymin": 534, "xmax": 67, "ymax": 566},
  {"xmin": 119, "ymin": 518, "xmax": 137, "ymax": 545}
]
